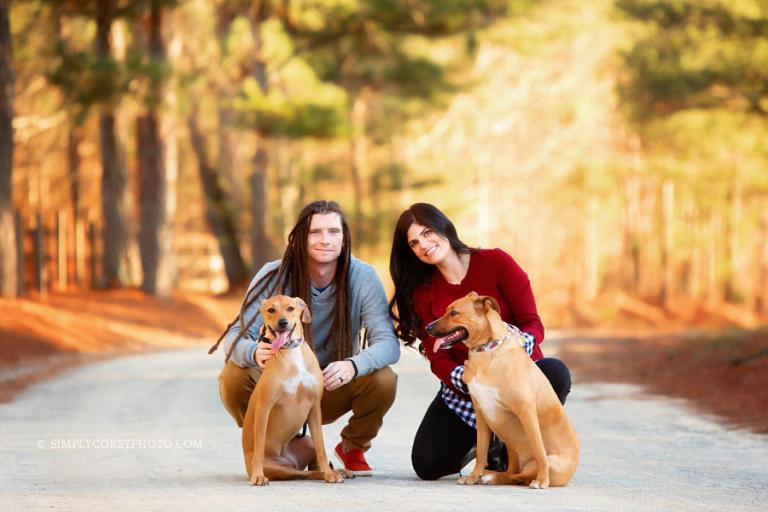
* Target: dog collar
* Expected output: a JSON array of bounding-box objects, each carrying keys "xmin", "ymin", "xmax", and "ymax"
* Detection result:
[
  {"xmin": 259, "ymin": 335, "xmax": 304, "ymax": 350},
  {"xmin": 470, "ymin": 335, "xmax": 508, "ymax": 353},
  {"xmin": 281, "ymin": 337, "xmax": 304, "ymax": 349},
  {"xmin": 470, "ymin": 326, "xmax": 525, "ymax": 353}
]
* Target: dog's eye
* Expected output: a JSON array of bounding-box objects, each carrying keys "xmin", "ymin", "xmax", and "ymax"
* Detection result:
[
  {"xmin": 267, "ymin": 307, "xmax": 276, "ymax": 314},
  {"xmin": 287, "ymin": 306, "xmax": 295, "ymax": 312},
  {"xmin": 449, "ymin": 310, "xmax": 459, "ymax": 317}
]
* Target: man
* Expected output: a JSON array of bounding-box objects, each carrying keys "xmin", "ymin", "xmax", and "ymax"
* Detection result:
[{"xmin": 214, "ymin": 200, "xmax": 400, "ymax": 476}]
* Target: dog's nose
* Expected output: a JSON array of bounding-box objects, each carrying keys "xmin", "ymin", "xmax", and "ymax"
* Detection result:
[
  {"xmin": 278, "ymin": 317, "xmax": 289, "ymax": 329},
  {"xmin": 426, "ymin": 320, "xmax": 437, "ymax": 336}
]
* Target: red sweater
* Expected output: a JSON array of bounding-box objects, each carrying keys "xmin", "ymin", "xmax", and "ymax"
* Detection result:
[{"xmin": 412, "ymin": 248, "xmax": 545, "ymax": 396}]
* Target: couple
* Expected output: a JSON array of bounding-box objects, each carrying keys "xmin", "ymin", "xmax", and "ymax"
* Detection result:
[{"xmin": 217, "ymin": 200, "xmax": 571, "ymax": 479}]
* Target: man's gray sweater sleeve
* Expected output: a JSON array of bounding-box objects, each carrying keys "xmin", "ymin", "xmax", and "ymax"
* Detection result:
[
  {"xmin": 221, "ymin": 261, "xmax": 280, "ymax": 368},
  {"xmin": 347, "ymin": 264, "xmax": 401, "ymax": 377}
]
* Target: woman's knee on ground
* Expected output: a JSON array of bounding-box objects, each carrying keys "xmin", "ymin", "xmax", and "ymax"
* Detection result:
[
  {"xmin": 411, "ymin": 443, "xmax": 450, "ymax": 481},
  {"xmin": 537, "ymin": 357, "xmax": 572, "ymax": 405}
]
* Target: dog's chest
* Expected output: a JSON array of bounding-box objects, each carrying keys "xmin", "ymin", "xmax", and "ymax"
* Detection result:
[
  {"xmin": 281, "ymin": 349, "xmax": 321, "ymax": 395},
  {"xmin": 466, "ymin": 376, "xmax": 503, "ymax": 423}
]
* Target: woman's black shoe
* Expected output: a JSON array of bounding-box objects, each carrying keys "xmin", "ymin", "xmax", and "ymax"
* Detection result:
[{"xmin": 486, "ymin": 434, "xmax": 508, "ymax": 472}]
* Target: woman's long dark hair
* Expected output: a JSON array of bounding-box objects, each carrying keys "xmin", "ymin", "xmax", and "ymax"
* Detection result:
[
  {"xmin": 389, "ymin": 203, "xmax": 471, "ymax": 350},
  {"xmin": 210, "ymin": 200, "xmax": 353, "ymax": 362}
]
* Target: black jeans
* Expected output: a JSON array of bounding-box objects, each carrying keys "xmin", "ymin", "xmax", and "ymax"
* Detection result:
[{"xmin": 411, "ymin": 357, "xmax": 571, "ymax": 480}]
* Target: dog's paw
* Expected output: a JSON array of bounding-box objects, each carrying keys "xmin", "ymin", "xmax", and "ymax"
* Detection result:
[
  {"xmin": 457, "ymin": 473, "xmax": 486, "ymax": 485},
  {"xmin": 250, "ymin": 475, "xmax": 269, "ymax": 486},
  {"xmin": 324, "ymin": 469, "xmax": 345, "ymax": 483},
  {"xmin": 479, "ymin": 474, "xmax": 494, "ymax": 485},
  {"xmin": 529, "ymin": 479, "xmax": 549, "ymax": 489},
  {"xmin": 337, "ymin": 469, "xmax": 354, "ymax": 479}
]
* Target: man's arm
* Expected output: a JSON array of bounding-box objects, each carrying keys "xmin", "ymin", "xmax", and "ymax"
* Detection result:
[
  {"xmin": 346, "ymin": 264, "xmax": 401, "ymax": 377},
  {"xmin": 221, "ymin": 261, "xmax": 280, "ymax": 367}
]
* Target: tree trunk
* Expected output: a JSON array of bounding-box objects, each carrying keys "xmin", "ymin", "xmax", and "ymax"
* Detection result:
[
  {"xmin": 584, "ymin": 196, "xmax": 598, "ymax": 300},
  {"xmin": 216, "ymin": 6, "xmax": 244, "ymax": 214},
  {"xmin": 159, "ymin": 14, "xmax": 181, "ymax": 293},
  {"xmin": 53, "ymin": 6, "xmax": 83, "ymax": 222},
  {"xmin": 623, "ymin": 176, "xmax": 641, "ymax": 293},
  {"xmin": 96, "ymin": 0, "xmax": 127, "ymax": 288},
  {"xmin": 755, "ymin": 208, "xmax": 768, "ymax": 315},
  {"xmin": 684, "ymin": 200, "xmax": 701, "ymax": 299},
  {"xmin": 250, "ymin": 147, "xmax": 273, "ymax": 270},
  {"xmin": 137, "ymin": 1, "xmax": 169, "ymax": 296},
  {"xmin": 724, "ymin": 175, "xmax": 742, "ymax": 303},
  {"xmin": 659, "ymin": 180, "xmax": 674, "ymax": 306},
  {"xmin": 0, "ymin": 0, "xmax": 17, "ymax": 297},
  {"xmin": 67, "ymin": 126, "xmax": 81, "ymax": 216},
  {"xmin": 706, "ymin": 215, "xmax": 721, "ymax": 304},
  {"xmin": 349, "ymin": 92, "xmax": 369, "ymax": 248},
  {"xmin": 188, "ymin": 113, "xmax": 248, "ymax": 288},
  {"xmin": 248, "ymin": 8, "xmax": 273, "ymax": 270}
]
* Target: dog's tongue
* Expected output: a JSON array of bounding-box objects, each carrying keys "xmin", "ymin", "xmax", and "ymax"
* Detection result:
[
  {"xmin": 272, "ymin": 330, "xmax": 290, "ymax": 352},
  {"xmin": 433, "ymin": 336, "xmax": 449, "ymax": 353}
]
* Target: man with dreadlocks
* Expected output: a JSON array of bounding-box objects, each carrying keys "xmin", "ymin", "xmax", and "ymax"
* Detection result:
[{"xmin": 213, "ymin": 200, "xmax": 400, "ymax": 476}]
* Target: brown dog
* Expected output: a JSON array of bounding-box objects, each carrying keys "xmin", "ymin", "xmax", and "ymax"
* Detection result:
[
  {"xmin": 241, "ymin": 295, "xmax": 347, "ymax": 485},
  {"xmin": 427, "ymin": 292, "xmax": 579, "ymax": 488}
]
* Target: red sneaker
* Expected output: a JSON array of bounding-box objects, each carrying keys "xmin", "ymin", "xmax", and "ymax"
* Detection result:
[{"xmin": 334, "ymin": 442, "xmax": 373, "ymax": 476}]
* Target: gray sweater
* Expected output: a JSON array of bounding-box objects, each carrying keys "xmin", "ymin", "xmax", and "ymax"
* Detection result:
[{"xmin": 221, "ymin": 256, "xmax": 400, "ymax": 377}]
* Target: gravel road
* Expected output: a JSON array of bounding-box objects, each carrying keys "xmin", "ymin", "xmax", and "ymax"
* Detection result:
[{"xmin": 1, "ymin": 335, "xmax": 766, "ymax": 511}]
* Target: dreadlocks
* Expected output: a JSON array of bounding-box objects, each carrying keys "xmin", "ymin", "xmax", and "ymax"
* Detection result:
[{"xmin": 209, "ymin": 200, "xmax": 353, "ymax": 363}]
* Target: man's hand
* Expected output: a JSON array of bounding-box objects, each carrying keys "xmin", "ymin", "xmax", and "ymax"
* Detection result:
[
  {"xmin": 323, "ymin": 360, "xmax": 355, "ymax": 391},
  {"xmin": 255, "ymin": 341, "xmax": 274, "ymax": 368}
]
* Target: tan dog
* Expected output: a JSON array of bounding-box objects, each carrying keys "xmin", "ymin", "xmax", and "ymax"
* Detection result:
[
  {"xmin": 241, "ymin": 295, "xmax": 347, "ymax": 485},
  {"xmin": 427, "ymin": 292, "xmax": 579, "ymax": 488}
]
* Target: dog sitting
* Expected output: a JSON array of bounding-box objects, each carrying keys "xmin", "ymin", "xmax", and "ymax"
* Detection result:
[
  {"xmin": 427, "ymin": 292, "xmax": 579, "ymax": 488},
  {"xmin": 241, "ymin": 295, "xmax": 347, "ymax": 485}
]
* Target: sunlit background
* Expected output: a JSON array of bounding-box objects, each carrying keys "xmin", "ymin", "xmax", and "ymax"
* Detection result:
[{"xmin": 2, "ymin": 0, "xmax": 767, "ymax": 329}]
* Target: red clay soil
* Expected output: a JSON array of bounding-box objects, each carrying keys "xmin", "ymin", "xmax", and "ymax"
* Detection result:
[
  {"xmin": 555, "ymin": 292, "xmax": 768, "ymax": 435},
  {"xmin": 0, "ymin": 289, "xmax": 239, "ymax": 402},
  {"xmin": 560, "ymin": 328, "xmax": 768, "ymax": 435}
]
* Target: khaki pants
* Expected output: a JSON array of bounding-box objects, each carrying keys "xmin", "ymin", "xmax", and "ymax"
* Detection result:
[{"xmin": 218, "ymin": 360, "xmax": 397, "ymax": 451}]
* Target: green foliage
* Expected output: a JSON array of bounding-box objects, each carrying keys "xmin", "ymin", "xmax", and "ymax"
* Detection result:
[
  {"xmin": 616, "ymin": 0, "xmax": 768, "ymax": 119},
  {"xmin": 370, "ymin": 162, "xmax": 406, "ymax": 192},
  {"xmin": 309, "ymin": 163, "xmax": 342, "ymax": 182},
  {"xmin": 235, "ymin": 76, "xmax": 348, "ymax": 138},
  {"xmin": 124, "ymin": 46, "xmax": 172, "ymax": 109},
  {"xmin": 48, "ymin": 49, "xmax": 126, "ymax": 119},
  {"xmin": 44, "ymin": 0, "xmax": 179, "ymax": 118},
  {"xmin": 281, "ymin": 0, "xmax": 510, "ymax": 99}
]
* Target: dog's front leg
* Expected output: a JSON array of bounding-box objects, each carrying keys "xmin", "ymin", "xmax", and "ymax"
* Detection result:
[
  {"xmin": 307, "ymin": 399, "xmax": 345, "ymax": 483},
  {"xmin": 517, "ymin": 403, "xmax": 550, "ymax": 489},
  {"xmin": 248, "ymin": 393, "xmax": 275, "ymax": 486},
  {"xmin": 458, "ymin": 402, "xmax": 492, "ymax": 485}
]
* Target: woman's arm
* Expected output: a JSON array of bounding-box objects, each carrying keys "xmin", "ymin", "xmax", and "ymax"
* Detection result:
[
  {"xmin": 413, "ymin": 289, "xmax": 470, "ymax": 396},
  {"xmin": 494, "ymin": 248, "xmax": 545, "ymax": 345}
]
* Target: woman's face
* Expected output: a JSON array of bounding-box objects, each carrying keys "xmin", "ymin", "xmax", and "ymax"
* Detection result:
[{"xmin": 406, "ymin": 222, "xmax": 451, "ymax": 265}]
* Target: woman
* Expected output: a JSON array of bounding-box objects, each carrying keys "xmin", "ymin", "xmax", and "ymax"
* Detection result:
[{"xmin": 389, "ymin": 203, "xmax": 571, "ymax": 481}]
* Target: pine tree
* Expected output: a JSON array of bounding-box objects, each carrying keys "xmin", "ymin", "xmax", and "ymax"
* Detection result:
[{"xmin": 0, "ymin": 0, "xmax": 17, "ymax": 297}]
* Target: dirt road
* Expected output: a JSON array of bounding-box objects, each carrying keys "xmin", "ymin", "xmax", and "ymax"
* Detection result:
[{"xmin": 1, "ymin": 336, "xmax": 766, "ymax": 511}]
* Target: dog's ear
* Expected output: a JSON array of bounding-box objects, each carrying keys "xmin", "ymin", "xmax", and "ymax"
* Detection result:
[
  {"xmin": 294, "ymin": 297, "xmax": 312, "ymax": 323},
  {"xmin": 476, "ymin": 295, "xmax": 500, "ymax": 314}
]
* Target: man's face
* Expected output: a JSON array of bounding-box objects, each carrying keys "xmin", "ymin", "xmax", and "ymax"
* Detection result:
[{"xmin": 306, "ymin": 212, "xmax": 344, "ymax": 266}]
